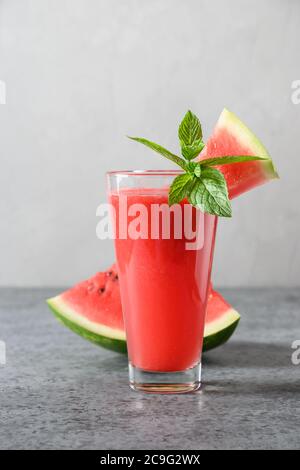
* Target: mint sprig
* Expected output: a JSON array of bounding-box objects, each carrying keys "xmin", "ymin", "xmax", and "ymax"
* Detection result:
[
  {"xmin": 127, "ymin": 110, "xmax": 268, "ymax": 217},
  {"xmin": 188, "ymin": 167, "xmax": 232, "ymax": 217},
  {"xmin": 168, "ymin": 173, "xmax": 193, "ymax": 206},
  {"xmin": 200, "ymin": 155, "xmax": 267, "ymax": 166},
  {"xmin": 127, "ymin": 136, "xmax": 186, "ymax": 170},
  {"xmin": 178, "ymin": 110, "xmax": 205, "ymax": 160}
]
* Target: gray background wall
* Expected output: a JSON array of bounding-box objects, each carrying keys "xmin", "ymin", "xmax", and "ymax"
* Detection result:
[{"xmin": 0, "ymin": 0, "xmax": 299, "ymax": 287}]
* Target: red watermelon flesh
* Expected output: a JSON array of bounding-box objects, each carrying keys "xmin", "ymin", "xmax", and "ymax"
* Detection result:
[
  {"xmin": 61, "ymin": 264, "xmax": 124, "ymax": 331},
  {"xmin": 199, "ymin": 108, "xmax": 278, "ymax": 199},
  {"xmin": 206, "ymin": 286, "xmax": 231, "ymax": 322}
]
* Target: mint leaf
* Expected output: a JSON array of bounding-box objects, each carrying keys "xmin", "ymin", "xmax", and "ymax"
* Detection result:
[
  {"xmin": 188, "ymin": 167, "xmax": 232, "ymax": 217},
  {"xmin": 181, "ymin": 140, "xmax": 205, "ymax": 160},
  {"xmin": 193, "ymin": 164, "xmax": 202, "ymax": 177},
  {"xmin": 168, "ymin": 173, "xmax": 193, "ymax": 205},
  {"xmin": 178, "ymin": 110, "xmax": 202, "ymax": 146},
  {"xmin": 200, "ymin": 155, "xmax": 268, "ymax": 167},
  {"xmin": 185, "ymin": 161, "xmax": 197, "ymax": 173},
  {"xmin": 127, "ymin": 136, "xmax": 186, "ymax": 170}
]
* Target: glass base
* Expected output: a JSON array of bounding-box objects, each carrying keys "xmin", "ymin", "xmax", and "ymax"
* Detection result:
[{"xmin": 129, "ymin": 362, "xmax": 201, "ymax": 394}]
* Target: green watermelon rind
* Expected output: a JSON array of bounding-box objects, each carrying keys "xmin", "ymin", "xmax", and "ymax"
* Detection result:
[
  {"xmin": 203, "ymin": 315, "xmax": 240, "ymax": 352},
  {"xmin": 47, "ymin": 298, "xmax": 240, "ymax": 354},
  {"xmin": 47, "ymin": 300, "xmax": 127, "ymax": 354},
  {"xmin": 219, "ymin": 108, "xmax": 279, "ymax": 180}
]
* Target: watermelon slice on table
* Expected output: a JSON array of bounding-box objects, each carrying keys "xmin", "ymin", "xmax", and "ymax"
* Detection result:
[
  {"xmin": 47, "ymin": 265, "xmax": 240, "ymax": 354},
  {"xmin": 200, "ymin": 108, "xmax": 278, "ymax": 199}
]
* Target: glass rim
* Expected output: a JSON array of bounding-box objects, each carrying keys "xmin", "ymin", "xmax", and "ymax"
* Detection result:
[{"xmin": 106, "ymin": 169, "xmax": 184, "ymax": 177}]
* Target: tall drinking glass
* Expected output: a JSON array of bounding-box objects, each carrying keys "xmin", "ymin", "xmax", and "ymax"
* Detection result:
[{"xmin": 107, "ymin": 170, "xmax": 217, "ymax": 393}]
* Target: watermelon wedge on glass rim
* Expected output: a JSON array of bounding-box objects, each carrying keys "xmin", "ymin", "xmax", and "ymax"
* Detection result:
[
  {"xmin": 47, "ymin": 265, "xmax": 240, "ymax": 354},
  {"xmin": 47, "ymin": 108, "xmax": 278, "ymax": 354},
  {"xmin": 199, "ymin": 108, "xmax": 278, "ymax": 198}
]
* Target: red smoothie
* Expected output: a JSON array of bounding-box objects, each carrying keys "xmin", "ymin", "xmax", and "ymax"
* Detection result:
[{"xmin": 110, "ymin": 188, "xmax": 217, "ymax": 372}]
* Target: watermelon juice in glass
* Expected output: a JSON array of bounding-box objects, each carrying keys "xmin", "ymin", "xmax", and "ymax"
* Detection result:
[
  {"xmin": 106, "ymin": 109, "xmax": 277, "ymax": 393},
  {"xmin": 107, "ymin": 170, "xmax": 217, "ymax": 393}
]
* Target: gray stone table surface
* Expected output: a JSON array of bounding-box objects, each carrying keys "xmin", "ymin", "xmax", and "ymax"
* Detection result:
[{"xmin": 0, "ymin": 287, "xmax": 299, "ymax": 450}]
